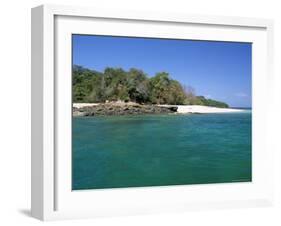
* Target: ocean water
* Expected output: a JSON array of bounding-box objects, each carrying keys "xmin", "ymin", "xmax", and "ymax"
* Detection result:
[{"xmin": 72, "ymin": 112, "xmax": 252, "ymax": 190}]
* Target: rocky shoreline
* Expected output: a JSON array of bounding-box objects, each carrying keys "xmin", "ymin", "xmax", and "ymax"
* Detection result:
[{"xmin": 73, "ymin": 103, "xmax": 178, "ymax": 116}]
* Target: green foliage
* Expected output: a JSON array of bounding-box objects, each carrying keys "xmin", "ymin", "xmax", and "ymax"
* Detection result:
[
  {"xmin": 127, "ymin": 69, "xmax": 149, "ymax": 103},
  {"xmin": 149, "ymin": 72, "xmax": 170, "ymax": 104},
  {"xmin": 196, "ymin": 96, "xmax": 229, "ymax": 108},
  {"xmin": 73, "ymin": 65, "xmax": 229, "ymax": 108}
]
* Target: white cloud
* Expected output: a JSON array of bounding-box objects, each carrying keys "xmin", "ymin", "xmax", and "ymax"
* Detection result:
[
  {"xmin": 205, "ymin": 94, "xmax": 212, "ymax": 99},
  {"xmin": 235, "ymin": 92, "xmax": 248, "ymax": 97}
]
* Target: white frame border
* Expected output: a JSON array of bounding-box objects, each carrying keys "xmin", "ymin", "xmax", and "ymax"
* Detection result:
[{"xmin": 31, "ymin": 4, "xmax": 274, "ymax": 221}]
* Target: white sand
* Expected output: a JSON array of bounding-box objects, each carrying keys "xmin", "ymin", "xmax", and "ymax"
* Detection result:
[
  {"xmin": 73, "ymin": 101, "xmax": 144, "ymax": 109},
  {"xmin": 73, "ymin": 103, "xmax": 99, "ymax": 109},
  {"xmin": 162, "ymin": 105, "xmax": 244, "ymax": 114}
]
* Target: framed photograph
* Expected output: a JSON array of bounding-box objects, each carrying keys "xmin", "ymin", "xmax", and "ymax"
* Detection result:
[{"xmin": 31, "ymin": 4, "xmax": 274, "ymax": 221}]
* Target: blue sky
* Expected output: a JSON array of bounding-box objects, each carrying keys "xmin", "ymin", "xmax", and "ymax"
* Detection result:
[{"xmin": 73, "ymin": 35, "xmax": 252, "ymax": 107}]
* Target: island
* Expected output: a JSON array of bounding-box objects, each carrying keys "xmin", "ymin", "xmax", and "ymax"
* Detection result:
[{"xmin": 73, "ymin": 65, "xmax": 243, "ymax": 116}]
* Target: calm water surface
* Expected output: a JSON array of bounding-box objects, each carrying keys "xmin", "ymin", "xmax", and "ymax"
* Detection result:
[{"xmin": 72, "ymin": 112, "xmax": 252, "ymax": 190}]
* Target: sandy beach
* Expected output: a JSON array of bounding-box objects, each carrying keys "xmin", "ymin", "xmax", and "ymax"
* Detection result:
[
  {"xmin": 73, "ymin": 103, "xmax": 99, "ymax": 109},
  {"xmin": 159, "ymin": 105, "xmax": 244, "ymax": 114},
  {"xmin": 73, "ymin": 103, "xmax": 245, "ymax": 114}
]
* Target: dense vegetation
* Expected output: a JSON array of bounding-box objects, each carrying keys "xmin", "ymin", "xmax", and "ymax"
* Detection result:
[{"xmin": 73, "ymin": 65, "xmax": 229, "ymax": 108}]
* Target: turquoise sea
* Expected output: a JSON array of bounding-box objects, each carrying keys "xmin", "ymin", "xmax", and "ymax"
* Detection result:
[{"xmin": 72, "ymin": 112, "xmax": 252, "ymax": 190}]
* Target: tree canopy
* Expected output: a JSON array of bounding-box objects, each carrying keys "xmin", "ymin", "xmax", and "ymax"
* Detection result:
[{"xmin": 73, "ymin": 65, "xmax": 229, "ymax": 108}]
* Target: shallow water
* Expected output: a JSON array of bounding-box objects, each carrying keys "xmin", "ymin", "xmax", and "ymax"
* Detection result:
[{"xmin": 72, "ymin": 112, "xmax": 252, "ymax": 190}]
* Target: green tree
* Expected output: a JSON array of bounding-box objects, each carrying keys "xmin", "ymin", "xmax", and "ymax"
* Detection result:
[
  {"xmin": 149, "ymin": 72, "xmax": 170, "ymax": 104},
  {"xmin": 72, "ymin": 65, "xmax": 229, "ymax": 108},
  {"xmin": 127, "ymin": 69, "xmax": 149, "ymax": 103},
  {"xmin": 103, "ymin": 67, "xmax": 128, "ymax": 101}
]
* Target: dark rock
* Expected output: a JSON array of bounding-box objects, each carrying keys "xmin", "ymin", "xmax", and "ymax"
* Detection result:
[
  {"xmin": 73, "ymin": 103, "xmax": 178, "ymax": 116},
  {"xmin": 168, "ymin": 106, "xmax": 178, "ymax": 112}
]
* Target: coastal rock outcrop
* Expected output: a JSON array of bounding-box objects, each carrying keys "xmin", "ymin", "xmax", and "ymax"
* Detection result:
[{"xmin": 73, "ymin": 103, "xmax": 178, "ymax": 116}]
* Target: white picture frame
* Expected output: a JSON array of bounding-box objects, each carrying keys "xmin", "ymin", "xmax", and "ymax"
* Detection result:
[{"xmin": 31, "ymin": 4, "xmax": 274, "ymax": 221}]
